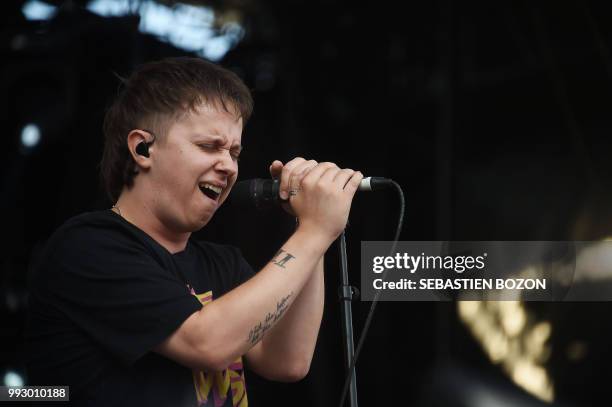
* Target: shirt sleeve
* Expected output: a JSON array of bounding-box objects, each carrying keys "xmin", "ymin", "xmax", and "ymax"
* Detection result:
[{"xmin": 45, "ymin": 223, "xmax": 203, "ymax": 366}]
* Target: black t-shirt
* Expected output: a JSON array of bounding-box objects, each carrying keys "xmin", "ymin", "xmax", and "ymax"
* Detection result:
[{"xmin": 25, "ymin": 210, "xmax": 255, "ymax": 407}]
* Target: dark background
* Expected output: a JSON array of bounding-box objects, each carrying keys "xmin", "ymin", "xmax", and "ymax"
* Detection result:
[{"xmin": 2, "ymin": 0, "xmax": 612, "ymax": 406}]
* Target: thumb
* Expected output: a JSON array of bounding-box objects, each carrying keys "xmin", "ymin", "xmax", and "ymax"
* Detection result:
[{"xmin": 269, "ymin": 160, "xmax": 284, "ymax": 178}]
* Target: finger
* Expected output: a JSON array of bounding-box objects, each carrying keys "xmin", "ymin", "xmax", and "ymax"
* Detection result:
[
  {"xmin": 342, "ymin": 171, "xmax": 364, "ymax": 198},
  {"xmin": 289, "ymin": 159, "xmax": 317, "ymax": 192},
  {"xmin": 279, "ymin": 157, "xmax": 306, "ymax": 199},
  {"xmin": 301, "ymin": 162, "xmax": 338, "ymax": 187},
  {"xmin": 269, "ymin": 160, "xmax": 284, "ymax": 179},
  {"xmin": 333, "ymin": 168, "xmax": 356, "ymax": 190},
  {"xmin": 319, "ymin": 164, "xmax": 341, "ymax": 185}
]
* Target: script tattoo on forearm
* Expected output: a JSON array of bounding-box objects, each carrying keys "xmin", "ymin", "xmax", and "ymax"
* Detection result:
[
  {"xmin": 247, "ymin": 292, "xmax": 294, "ymax": 345},
  {"xmin": 270, "ymin": 249, "xmax": 296, "ymax": 269}
]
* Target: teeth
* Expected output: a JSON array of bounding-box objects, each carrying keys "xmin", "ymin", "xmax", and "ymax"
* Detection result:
[{"xmin": 200, "ymin": 183, "xmax": 222, "ymax": 195}]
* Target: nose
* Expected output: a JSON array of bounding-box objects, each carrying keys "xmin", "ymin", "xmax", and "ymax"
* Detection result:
[{"xmin": 214, "ymin": 148, "xmax": 238, "ymax": 176}]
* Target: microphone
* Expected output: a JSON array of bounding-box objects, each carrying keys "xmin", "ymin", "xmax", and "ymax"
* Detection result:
[{"xmin": 230, "ymin": 177, "xmax": 392, "ymax": 209}]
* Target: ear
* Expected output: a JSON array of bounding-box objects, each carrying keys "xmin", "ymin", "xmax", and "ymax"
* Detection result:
[{"xmin": 127, "ymin": 129, "xmax": 154, "ymax": 170}]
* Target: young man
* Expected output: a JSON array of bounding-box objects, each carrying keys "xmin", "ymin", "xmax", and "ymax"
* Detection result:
[{"xmin": 25, "ymin": 57, "xmax": 363, "ymax": 406}]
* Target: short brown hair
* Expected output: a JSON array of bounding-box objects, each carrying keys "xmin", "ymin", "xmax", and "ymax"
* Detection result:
[{"xmin": 100, "ymin": 57, "xmax": 253, "ymax": 202}]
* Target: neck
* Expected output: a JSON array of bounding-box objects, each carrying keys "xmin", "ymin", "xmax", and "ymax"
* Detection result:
[{"xmin": 114, "ymin": 188, "xmax": 190, "ymax": 254}]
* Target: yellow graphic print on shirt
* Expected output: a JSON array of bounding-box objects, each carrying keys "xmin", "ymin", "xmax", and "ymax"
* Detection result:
[{"xmin": 190, "ymin": 289, "xmax": 248, "ymax": 407}]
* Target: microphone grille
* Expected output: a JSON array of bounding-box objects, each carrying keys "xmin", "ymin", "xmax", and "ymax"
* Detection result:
[{"xmin": 229, "ymin": 179, "xmax": 280, "ymax": 210}]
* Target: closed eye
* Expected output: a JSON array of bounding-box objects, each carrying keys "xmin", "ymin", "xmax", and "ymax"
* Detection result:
[
  {"xmin": 198, "ymin": 143, "xmax": 241, "ymax": 161},
  {"xmin": 197, "ymin": 143, "xmax": 218, "ymax": 151}
]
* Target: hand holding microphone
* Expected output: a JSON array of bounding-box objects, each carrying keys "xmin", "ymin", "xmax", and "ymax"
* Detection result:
[{"xmin": 271, "ymin": 158, "xmax": 363, "ymax": 241}]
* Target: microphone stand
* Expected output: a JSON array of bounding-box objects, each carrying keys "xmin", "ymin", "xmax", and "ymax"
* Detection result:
[{"xmin": 338, "ymin": 230, "xmax": 359, "ymax": 407}]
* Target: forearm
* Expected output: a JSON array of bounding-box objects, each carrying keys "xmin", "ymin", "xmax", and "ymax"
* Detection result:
[
  {"xmin": 256, "ymin": 256, "xmax": 324, "ymax": 376},
  {"xmin": 195, "ymin": 226, "xmax": 328, "ymax": 369}
]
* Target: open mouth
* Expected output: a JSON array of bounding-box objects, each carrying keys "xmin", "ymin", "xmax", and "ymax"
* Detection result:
[{"xmin": 199, "ymin": 183, "xmax": 222, "ymax": 201}]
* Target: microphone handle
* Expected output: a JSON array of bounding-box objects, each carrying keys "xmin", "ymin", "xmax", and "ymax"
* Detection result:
[
  {"xmin": 271, "ymin": 176, "xmax": 391, "ymax": 193},
  {"xmin": 231, "ymin": 177, "xmax": 392, "ymax": 210},
  {"xmin": 359, "ymin": 177, "xmax": 393, "ymax": 191}
]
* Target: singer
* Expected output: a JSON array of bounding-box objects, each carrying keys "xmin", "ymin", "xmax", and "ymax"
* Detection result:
[{"xmin": 25, "ymin": 57, "xmax": 363, "ymax": 406}]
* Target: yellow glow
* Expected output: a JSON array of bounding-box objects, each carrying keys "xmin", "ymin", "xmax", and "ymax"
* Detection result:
[
  {"xmin": 511, "ymin": 359, "xmax": 553, "ymax": 402},
  {"xmin": 485, "ymin": 330, "xmax": 509, "ymax": 362},
  {"xmin": 458, "ymin": 301, "xmax": 481, "ymax": 321},
  {"xmin": 457, "ymin": 300, "xmax": 554, "ymax": 403},
  {"xmin": 499, "ymin": 301, "xmax": 526, "ymax": 337}
]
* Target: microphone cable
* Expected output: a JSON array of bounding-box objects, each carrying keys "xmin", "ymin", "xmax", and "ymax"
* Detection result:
[{"xmin": 338, "ymin": 179, "xmax": 405, "ymax": 407}]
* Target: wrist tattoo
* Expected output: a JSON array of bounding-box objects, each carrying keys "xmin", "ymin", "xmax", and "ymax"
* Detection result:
[
  {"xmin": 270, "ymin": 249, "xmax": 296, "ymax": 269},
  {"xmin": 247, "ymin": 292, "xmax": 293, "ymax": 345}
]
